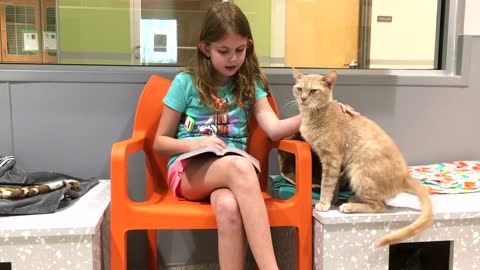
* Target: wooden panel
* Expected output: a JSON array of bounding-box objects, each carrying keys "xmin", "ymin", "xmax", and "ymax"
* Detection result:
[
  {"xmin": 285, "ymin": 0, "xmax": 360, "ymax": 68},
  {"xmin": 0, "ymin": 0, "xmax": 42, "ymax": 63},
  {"xmin": 0, "ymin": 17, "xmax": 2, "ymax": 62}
]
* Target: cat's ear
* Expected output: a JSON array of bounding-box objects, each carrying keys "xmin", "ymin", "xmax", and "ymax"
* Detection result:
[
  {"xmin": 322, "ymin": 71, "xmax": 337, "ymax": 89},
  {"xmin": 292, "ymin": 67, "xmax": 304, "ymax": 81}
]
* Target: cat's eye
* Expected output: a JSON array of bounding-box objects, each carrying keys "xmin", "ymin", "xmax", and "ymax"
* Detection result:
[
  {"xmin": 310, "ymin": 89, "xmax": 318, "ymax": 94},
  {"xmin": 296, "ymin": 87, "xmax": 302, "ymax": 92}
]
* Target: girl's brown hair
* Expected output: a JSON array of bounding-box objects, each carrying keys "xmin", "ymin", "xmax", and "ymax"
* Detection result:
[{"xmin": 187, "ymin": 2, "xmax": 271, "ymax": 112}]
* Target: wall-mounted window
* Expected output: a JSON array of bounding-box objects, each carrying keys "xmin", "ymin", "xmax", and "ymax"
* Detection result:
[{"xmin": 0, "ymin": 0, "xmax": 446, "ymax": 70}]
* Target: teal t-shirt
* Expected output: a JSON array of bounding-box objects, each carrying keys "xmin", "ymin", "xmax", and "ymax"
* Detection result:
[{"xmin": 163, "ymin": 72, "xmax": 268, "ymax": 168}]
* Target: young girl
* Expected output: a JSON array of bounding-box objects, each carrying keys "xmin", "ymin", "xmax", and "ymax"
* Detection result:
[{"xmin": 154, "ymin": 2, "xmax": 357, "ymax": 269}]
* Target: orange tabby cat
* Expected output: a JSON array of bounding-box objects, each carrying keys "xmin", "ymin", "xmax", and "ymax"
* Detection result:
[{"xmin": 292, "ymin": 69, "xmax": 433, "ymax": 247}]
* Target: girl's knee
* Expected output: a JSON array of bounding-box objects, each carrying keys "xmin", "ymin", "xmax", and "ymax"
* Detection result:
[
  {"xmin": 227, "ymin": 155, "xmax": 254, "ymax": 171},
  {"xmin": 226, "ymin": 156, "xmax": 258, "ymax": 185},
  {"xmin": 212, "ymin": 192, "xmax": 242, "ymax": 226}
]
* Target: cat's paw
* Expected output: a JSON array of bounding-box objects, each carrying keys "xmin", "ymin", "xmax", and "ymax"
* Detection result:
[
  {"xmin": 339, "ymin": 203, "xmax": 354, "ymax": 213},
  {"xmin": 315, "ymin": 202, "xmax": 331, "ymax": 212}
]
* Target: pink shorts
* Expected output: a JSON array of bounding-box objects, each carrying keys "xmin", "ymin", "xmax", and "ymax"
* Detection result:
[{"xmin": 167, "ymin": 159, "xmax": 189, "ymax": 199}]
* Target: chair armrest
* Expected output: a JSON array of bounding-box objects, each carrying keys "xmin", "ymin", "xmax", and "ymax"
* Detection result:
[
  {"xmin": 110, "ymin": 134, "xmax": 146, "ymax": 203},
  {"xmin": 272, "ymin": 139, "xmax": 313, "ymax": 203}
]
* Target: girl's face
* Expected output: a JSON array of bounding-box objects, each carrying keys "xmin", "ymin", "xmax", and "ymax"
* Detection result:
[{"xmin": 204, "ymin": 32, "xmax": 249, "ymax": 85}]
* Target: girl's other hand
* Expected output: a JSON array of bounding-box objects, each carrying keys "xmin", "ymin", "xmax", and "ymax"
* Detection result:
[
  {"xmin": 335, "ymin": 100, "xmax": 360, "ymax": 116},
  {"xmin": 196, "ymin": 135, "xmax": 227, "ymax": 150}
]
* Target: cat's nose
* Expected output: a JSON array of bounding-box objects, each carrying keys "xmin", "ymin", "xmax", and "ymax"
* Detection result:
[{"xmin": 301, "ymin": 97, "xmax": 307, "ymax": 102}]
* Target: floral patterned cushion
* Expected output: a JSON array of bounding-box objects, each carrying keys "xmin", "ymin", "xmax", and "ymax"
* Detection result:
[{"xmin": 409, "ymin": 161, "xmax": 480, "ymax": 194}]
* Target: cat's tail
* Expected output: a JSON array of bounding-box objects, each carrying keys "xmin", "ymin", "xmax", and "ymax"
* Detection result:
[{"xmin": 377, "ymin": 177, "xmax": 433, "ymax": 247}]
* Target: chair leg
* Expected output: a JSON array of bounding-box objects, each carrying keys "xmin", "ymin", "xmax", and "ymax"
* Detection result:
[
  {"xmin": 147, "ymin": 230, "xmax": 158, "ymax": 270},
  {"xmin": 297, "ymin": 225, "xmax": 313, "ymax": 270},
  {"xmin": 111, "ymin": 228, "xmax": 128, "ymax": 270}
]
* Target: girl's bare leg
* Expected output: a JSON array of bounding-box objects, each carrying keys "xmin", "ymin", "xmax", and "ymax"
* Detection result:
[
  {"xmin": 210, "ymin": 188, "xmax": 246, "ymax": 270},
  {"xmin": 180, "ymin": 155, "xmax": 278, "ymax": 270}
]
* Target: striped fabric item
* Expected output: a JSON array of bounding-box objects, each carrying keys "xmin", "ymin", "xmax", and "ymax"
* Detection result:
[
  {"xmin": 0, "ymin": 155, "xmax": 15, "ymax": 176},
  {"xmin": 409, "ymin": 161, "xmax": 480, "ymax": 194}
]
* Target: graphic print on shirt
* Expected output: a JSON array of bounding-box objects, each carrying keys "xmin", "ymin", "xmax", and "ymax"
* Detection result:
[{"xmin": 183, "ymin": 97, "xmax": 239, "ymax": 137}]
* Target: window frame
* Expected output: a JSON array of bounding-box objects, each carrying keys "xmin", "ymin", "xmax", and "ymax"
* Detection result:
[{"xmin": 0, "ymin": 0, "xmax": 470, "ymax": 87}]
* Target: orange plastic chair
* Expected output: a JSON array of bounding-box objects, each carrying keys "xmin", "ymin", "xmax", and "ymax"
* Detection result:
[{"xmin": 110, "ymin": 74, "xmax": 313, "ymax": 270}]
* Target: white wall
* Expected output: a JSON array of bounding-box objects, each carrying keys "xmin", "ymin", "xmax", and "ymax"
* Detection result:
[
  {"xmin": 464, "ymin": 0, "xmax": 480, "ymax": 35},
  {"xmin": 369, "ymin": 0, "xmax": 438, "ymax": 69}
]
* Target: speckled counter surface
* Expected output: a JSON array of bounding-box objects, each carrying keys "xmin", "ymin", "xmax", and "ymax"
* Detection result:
[
  {"xmin": 0, "ymin": 180, "xmax": 110, "ymax": 270},
  {"xmin": 313, "ymin": 192, "xmax": 480, "ymax": 270}
]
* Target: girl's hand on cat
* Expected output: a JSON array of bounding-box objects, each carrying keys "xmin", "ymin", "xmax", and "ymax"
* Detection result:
[{"xmin": 335, "ymin": 100, "xmax": 360, "ymax": 116}]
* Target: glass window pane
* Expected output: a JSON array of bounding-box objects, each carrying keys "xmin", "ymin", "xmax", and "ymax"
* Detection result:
[
  {"xmin": 368, "ymin": 0, "xmax": 439, "ymax": 69},
  {"xmin": 0, "ymin": 0, "xmax": 444, "ymax": 70},
  {"xmin": 284, "ymin": 0, "xmax": 361, "ymax": 69},
  {"xmin": 237, "ymin": 0, "xmax": 441, "ymax": 69},
  {"xmin": 136, "ymin": 0, "xmax": 221, "ymax": 66}
]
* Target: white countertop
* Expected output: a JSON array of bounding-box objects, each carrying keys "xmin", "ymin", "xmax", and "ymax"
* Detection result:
[
  {"xmin": 314, "ymin": 191, "xmax": 480, "ymax": 224},
  {"xmin": 0, "ymin": 180, "xmax": 110, "ymax": 237}
]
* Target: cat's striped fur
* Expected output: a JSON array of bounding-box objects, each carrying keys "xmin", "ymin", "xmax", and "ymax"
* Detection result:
[{"xmin": 0, "ymin": 179, "xmax": 81, "ymax": 200}]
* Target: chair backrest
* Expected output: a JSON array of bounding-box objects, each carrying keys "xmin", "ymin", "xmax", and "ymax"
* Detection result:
[
  {"xmin": 133, "ymin": 74, "xmax": 279, "ymax": 193},
  {"xmin": 132, "ymin": 74, "xmax": 172, "ymax": 192}
]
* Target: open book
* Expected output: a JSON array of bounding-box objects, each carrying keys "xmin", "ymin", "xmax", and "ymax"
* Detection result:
[{"xmin": 176, "ymin": 147, "xmax": 260, "ymax": 172}]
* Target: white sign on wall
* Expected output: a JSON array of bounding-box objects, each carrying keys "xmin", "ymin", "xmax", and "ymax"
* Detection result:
[
  {"xmin": 140, "ymin": 19, "xmax": 177, "ymax": 64},
  {"xmin": 23, "ymin": 30, "xmax": 39, "ymax": 52},
  {"xmin": 43, "ymin": 31, "xmax": 57, "ymax": 50}
]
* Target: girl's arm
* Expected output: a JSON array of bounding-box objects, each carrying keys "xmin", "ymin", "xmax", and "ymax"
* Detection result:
[
  {"xmin": 253, "ymin": 97, "xmax": 360, "ymax": 142},
  {"xmin": 153, "ymin": 106, "xmax": 227, "ymax": 156},
  {"xmin": 153, "ymin": 106, "xmax": 190, "ymax": 156},
  {"xmin": 253, "ymin": 97, "xmax": 301, "ymax": 142}
]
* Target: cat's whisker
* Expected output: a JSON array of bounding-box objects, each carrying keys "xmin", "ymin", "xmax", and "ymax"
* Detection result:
[{"xmin": 282, "ymin": 99, "xmax": 300, "ymax": 114}]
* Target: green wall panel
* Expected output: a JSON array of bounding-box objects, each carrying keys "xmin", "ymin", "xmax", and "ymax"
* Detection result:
[
  {"xmin": 235, "ymin": 0, "xmax": 272, "ymax": 66},
  {"xmin": 58, "ymin": 0, "xmax": 131, "ymax": 64}
]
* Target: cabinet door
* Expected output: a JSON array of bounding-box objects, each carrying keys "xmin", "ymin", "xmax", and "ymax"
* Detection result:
[
  {"xmin": 0, "ymin": 0, "xmax": 42, "ymax": 63},
  {"xmin": 41, "ymin": 0, "xmax": 56, "ymax": 63},
  {"xmin": 0, "ymin": 18, "xmax": 3, "ymax": 62},
  {"xmin": 285, "ymin": 0, "xmax": 360, "ymax": 68}
]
